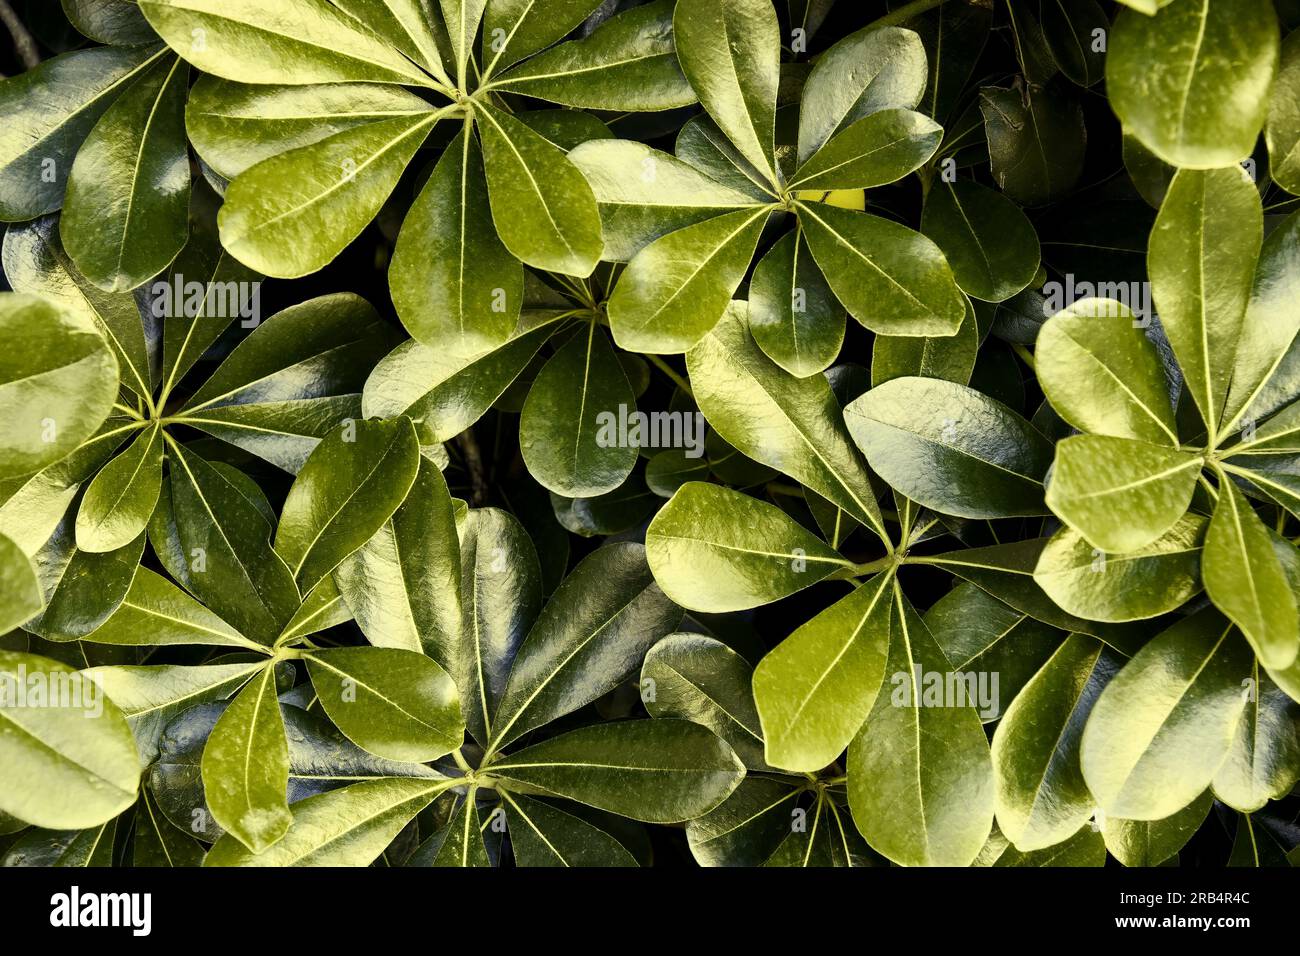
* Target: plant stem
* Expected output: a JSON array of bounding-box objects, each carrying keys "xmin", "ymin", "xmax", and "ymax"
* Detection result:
[
  {"xmin": 646, "ymin": 354, "xmax": 693, "ymax": 397},
  {"xmin": 1011, "ymin": 342, "xmax": 1036, "ymax": 371},
  {"xmin": 865, "ymin": 0, "xmax": 952, "ymax": 30},
  {"xmin": 0, "ymin": 0, "xmax": 39, "ymax": 70},
  {"xmin": 452, "ymin": 749, "xmax": 473, "ymax": 774}
]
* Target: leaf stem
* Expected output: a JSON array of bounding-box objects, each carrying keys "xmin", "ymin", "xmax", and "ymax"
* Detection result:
[
  {"xmin": 0, "ymin": 0, "xmax": 39, "ymax": 70},
  {"xmin": 864, "ymin": 0, "xmax": 952, "ymax": 30},
  {"xmin": 646, "ymin": 354, "xmax": 693, "ymax": 397},
  {"xmin": 1011, "ymin": 342, "xmax": 1036, "ymax": 371},
  {"xmin": 452, "ymin": 748, "xmax": 474, "ymax": 773}
]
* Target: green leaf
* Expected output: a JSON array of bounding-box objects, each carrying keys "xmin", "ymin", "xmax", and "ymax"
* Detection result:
[
  {"xmin": 1034, "ymin": 516, "xmax": 1207, "ymax": 623},
  {"xmin": 608, "ymin": 206, "xmax": 771, "ymax": 354},
  {"xmin": 3, "ymin": 218, "xmax": 152, "ymax": 406},
  {"xmin": 797, "ymin": 25, "xmax": 928, "ymax": 164},
  {"xmin": 476, "ymin": 102, "xmax": 603, "ymax": 276},
  {"xmin": 305, "ymin": 646, "xmax": 464, "ymax": 762},
  {"xmin": 0, "ymin": 531, "xmax": 42, "ymax": 632},
  {"xmin": 991, "ymin": 635, "xmax": 1120, "ymax": 851},
  {"xmin": 218, "ymin": 111, "xmax": 439, "ymax": 277},
  {"xmin": 992, "ymin": 823, "xmax": 1106, "ymax": 867},
  {"xmin": 0, "ymin": 651, "xmax": 141, "ymax": 830},
  {"xmin": 847, "ymin": 584, "xmax": 995, "ymax": 867},
  {"xmin": 502, "ymin": 792, "xmax": 638, "ymax": 867},
  {"xmin": 61, "ymin": 55, "xmax": 190, "ymax": 293},
  {"xmin": 165, "ymin": 445, "xmax": 300, "ymax": 643},
  {"xmin": 845, "ymin": 376, "xmax": 1053, "ymax": 519},
  {"xmin": 520, "ymin": 321, "xmax": 637, "ymax": 497},
  {"xmin": 672, "ymin": 0, "xmax": 779, "ymax": 183},
  {"xmin": 872, "ymin": 297, "xmax": 979, "ymax": 387},
  {"xmin": 186, "ymin": 78, "xmax": 437, "ymax": 181},
  {"xmin": 456, "ymin": 508, "xmax": 542, "ymax": 745},
  {"xmin": 1266, "ymin": 28, "xmax": 1300, "ymax": 194},
  {"xmin": 1040, "ymin": 0, "xmax": 1108, "ymax": 87},
  {"xmin": 84, "ymin": 661, "xmax": 264, "ymax": 765},
  {"xmin": 1080, "ymin": 608, "xmax": 1253, "ymax": 819},
  {"xmin": 1107, "ymin": 0, "xmax": 1279, "ymax": 167},
  {"xmin": 362, "ymin": 310, "xmax": 569, "ymax": 445},
  {"xmin": 567, "ymin": 139, "xmax": 760, "ymax": 263},
  {"xmin": 1109, "ymin": 799, "xmax": 1215, "ymax": 865},
  {"xmin": 74, "ymin": 423, "xmax": 163, "ymax": 553},
  {"xmin": 748, "ymin": 229, "xmax": 845, "ymax": 378},
  {"xmin": 430, "ymin": 792, "xmax": 492, "ymax": 867},
  {"xmin": 439, "ymin": 0, "xmax": 488, "ymax": 86},
  {"xmin": 1222, "ymin": 209, "xmax": 1300, "ymax": 434},
  {"xmin": 274, "ymin": 417, "xmax": 421, "ymax": 591},
  {"xmin": 2, "ymin": 820, "xmax": 119, "ymax": 867},
  {"xmin": 753, "ymin": 571, "xmax": 892, "ymax": 772},
  {"xmin": 25, "ymin": 509, "xmax": 144, "ymax": 642},
  {"xmin": 333, "ymin": 458, "xmax": 463, "ymax": 664},
  {"xmin": 204, "ymin": 776, "xmax": 454, "ymax": 866},
  {"xmin": 979, "ymin": 83, "xmax": 1085, "ymax": 204},
  {"xmin": 919, "ymin": 179, "xmax": 1040, "ymax": 303},
  {"xmin": 686, "ymin": 776, "xmax": 800, "ymax": 867},
  {"xmin": 686, "ymin": 304, "xmax": 888, "ymax": 540},
  {"xmin": 138, "ymin": 0, "xmax": 438, "ymax": 87},
  {"xmin": 790, "ymin": 109, "xmax": 941, "ymax": 192},
  {"xmin": 645, "ymin": 482, "xmax": 851, "ymax": 612},
  {"xmin": 489, "ymin": 542, "xmax": 680, "ymax": 749},
  {"xmin": 84, "ymin": 568, "xmax": 263, "ymax": 652},
  {"xmin": 391, "ymin": 123, "xmax": 521, "ymax": 354},
  {"xmin": 0, "ymin": 293, "xmax": 119, "ymax": 480},
  {"xmin": 490, "ymin": 0, "xmax": 694, "ymax": 111},
  {"xmin": 924, "ymin": 583, "xmax": 1066, "ymax": 723},
  {"xmin": 1203, "ymin": 476, "xmax": 1299, "ymax": 669},
  {"xmin": 482, "ymin": 0, "xmax": 604, "ymax": 73},
  {"xmin": 1212, "ymin": 665, "xmax": 1300, "ymax": 812},
  {"xmin": 331, "ymin": 0, "xmax": 451, "ymax": 83},
  {"xmin": 134, "ymin": 785, "xmax": 205, "ymax": 868},
  {"xmin": 0, "ymin": 45, "xmax": 162, "ymax": 221},
  {"xmin": 643, "ymin": 633, "xmax": 765, "ymax": 770},
  {"xmin": 1035, "ymin": 298, "xmax": 1178, "ymax": 444},
  {"xmin": 489, "ymin": 719, "xmax": 745, "ymax": 823},
  {"xmin": 1045, "ymin": 435, "xmax": 1201, "ymax": 554},
  {"xmin": 63, "ymin": 0, "xmax": 157, "ymax": 45},
  {"xmin": 798, "ymin": 202, "xmax": 966, "ymax": 336},
  {"xmin": 200, "ymin": 664, "xmax": 291, "ymax": 852},
  {"xmin": 1148, "ymin": 166, "xmax": 1261, "ymax": 435}
]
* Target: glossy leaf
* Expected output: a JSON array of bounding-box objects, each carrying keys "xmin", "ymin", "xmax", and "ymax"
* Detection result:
[
  {"xmin": 200, "ymin": 664, "xmax": 291, "ymax": 852},
  {"xmin": 306, "ymin": 646, "xmax": 464, "ymax": 762},
  {"xmin": 1107, "ymin": 0, "xmax": 1279, "ymax": 168},
  {"xmin": 489, "ymin": 719, "xmax": 745, "ymax": 823},
  {"xmin": 753, "ymin": 572, "xmax": 892, "ymax": 772},
  {"xmin": 1080, "ymin": 608, "xmax": 1253, "ymax": 819},
  {"xmin": 0, "ymin": 651, "xmax": 141, "ymax": 830},
  {"xmin": 845, "ymin": 376, "xmax": 1053, "ymax": 519},
  {"xmin": 274, "ymin": 417, "xmax": 421, "ymax": 591},
  {"xmin": 645, "ymin": 482, "xmax": 850, "ymax": 612}
]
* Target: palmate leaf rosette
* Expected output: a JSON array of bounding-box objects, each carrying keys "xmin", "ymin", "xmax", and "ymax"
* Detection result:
[
  {"xmin": 1032, "ymin": 167, "xmax": 1300, "ymax": 672},
  {"xmin": 568, "ymin": 0, "xmax": 965, "ymax": 367},
  {"xmin": 144, "ymin": 0, "xmax": 697, "ymax": 353}
]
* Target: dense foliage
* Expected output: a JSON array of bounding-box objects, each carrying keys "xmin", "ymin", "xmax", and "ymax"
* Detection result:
[{"xmin": 1, "ymin": 0, "xmax": 1299, "ymax": 868}]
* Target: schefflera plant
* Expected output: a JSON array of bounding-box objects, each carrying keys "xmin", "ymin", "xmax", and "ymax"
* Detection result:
[
  {"xmin": 144, "ymin": 0, "xmax": 694, "ymax": 347},
  {"xmin": 7, "ymin": 411, "xmax": 743, "ymax": 865},
  {"xmin": 644, "ymin": 301, "xmax": 1013, "ymax": 867},
  {"xmin": 568, "ymin": 0, "xmax": 967, "ymax": 369},
  {"xmin": 1033, "ymin": 169, "xmax": 1300, "ymax": 675},
  {"xmin": 0, "ymin": 215, "xmax": 399, "ymax": 647},
  {"xmin": 0, "ymin": 5, "xmax": 194, "ymax": 293}
]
